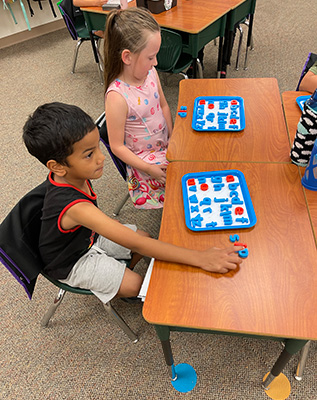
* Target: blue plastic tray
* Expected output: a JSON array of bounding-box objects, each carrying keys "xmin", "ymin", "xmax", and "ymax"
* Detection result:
[
  {"xmin": 192, "ymin": 96, "xmax": 245, "ymax": 132},
  {"xmin": 182, "ymin": 170, "xmax": 256, "ymax": 231},
  {"xmin": 296, "ymin": 95, "xmax": 310, "ymax": 111}
]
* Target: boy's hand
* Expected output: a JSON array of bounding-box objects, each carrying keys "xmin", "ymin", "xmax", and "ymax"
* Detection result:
[
  {"xmin": 147, "ymin": 164, "xmax": 167, "ymax": 184},
  {"xmin": 198, "ymin": 245, "xmax": 244, "ymax": 274}
]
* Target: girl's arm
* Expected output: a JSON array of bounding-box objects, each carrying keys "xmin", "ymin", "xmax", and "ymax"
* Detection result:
[
  {"xmin": 105, "ymin": 91, "xmax": 167, "ymax": 183},
  {"xmin": 62, "ymin": 202, "xmax": 243, "ymax": 274},
  {"xmin": 155, "ymin": 68, "xmax": 173, "ymax": 137},
  {"xmin": 299, "ymin": 71, "xmax": 317, "ymax": 93}
]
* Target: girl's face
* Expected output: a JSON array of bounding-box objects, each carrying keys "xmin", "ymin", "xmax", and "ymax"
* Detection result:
[{"xmin": 129, "ymin": 31, "xmax": 161, "ymax": 83}]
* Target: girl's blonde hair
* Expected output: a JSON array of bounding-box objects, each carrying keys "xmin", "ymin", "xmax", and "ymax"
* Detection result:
[{"xmin": 103, "ymin": 7, "xmax": 160, "ymax": 90}]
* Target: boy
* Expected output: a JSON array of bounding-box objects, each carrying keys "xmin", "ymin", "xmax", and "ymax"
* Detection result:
[{"xmin": 23, "ymin": 102, "xmax": 243, "ymax": 304}]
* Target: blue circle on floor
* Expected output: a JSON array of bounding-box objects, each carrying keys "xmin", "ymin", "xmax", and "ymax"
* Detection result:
[{"xmin": 171, "ymin": 363, "xmax": 197, "ymax": 393}]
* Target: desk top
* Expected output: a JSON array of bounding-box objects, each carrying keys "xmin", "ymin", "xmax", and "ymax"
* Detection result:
[
  {"xmin": 81, "ymin": 0, "xmax": 245, "ymax": 34},
  {"xmin": 143, "ymin": 161, "xmax": 317, "ymax": 340},
  {"xmin": 167, "ymin": 78, "xmax": 290, "ymax": 162},
  {"xmin": 282, "ymin": 91, "xmax": 317, "ymax": 242}
]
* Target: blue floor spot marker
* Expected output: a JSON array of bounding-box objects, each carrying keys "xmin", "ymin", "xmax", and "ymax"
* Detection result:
[{"xmin": 171, "ymin": 363, "xmax": 197, "ymax": 393}]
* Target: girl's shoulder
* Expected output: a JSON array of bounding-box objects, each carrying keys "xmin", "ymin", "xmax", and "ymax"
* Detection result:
[{"xmin": 106, "ymin": 79, "xmax": 130, "ymax": 93}]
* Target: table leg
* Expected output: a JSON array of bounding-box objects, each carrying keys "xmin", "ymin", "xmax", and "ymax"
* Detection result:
[
  {"xmin": 155, "ymin": 325, "xmax": 177, "ymax": 381},
  {"xmin": 262, "ymin": 339, "xmax": 308, "ymax": 390}
]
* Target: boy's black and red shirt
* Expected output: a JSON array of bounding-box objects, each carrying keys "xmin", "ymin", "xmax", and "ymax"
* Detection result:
[{"xmin": 39, "ymin": 172, "xmax": 99, "ymax": 279}]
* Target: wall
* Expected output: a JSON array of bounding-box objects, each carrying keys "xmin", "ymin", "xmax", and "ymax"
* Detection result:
[{"xmin": 0, "ymin": 0, "xmax": 64, "ymax": 48}]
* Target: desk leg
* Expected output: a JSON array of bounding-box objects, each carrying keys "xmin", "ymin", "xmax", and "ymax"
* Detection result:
[
  {"xmin": 155, "ymin": 325, "xmax": 177, "ymax": 381},
  {"xmin": 262, "ymin": 339, "xmax": 308, "ymax": 390}
]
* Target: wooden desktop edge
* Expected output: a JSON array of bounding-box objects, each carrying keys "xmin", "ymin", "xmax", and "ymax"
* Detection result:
[{"xmin": 80, "ymin": 3, "xmax": 231, "ymax": 34}]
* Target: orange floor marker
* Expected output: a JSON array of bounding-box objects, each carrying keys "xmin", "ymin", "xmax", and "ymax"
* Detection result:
[{"xmin": 262, "ymin": 372, "xmax": 291, "ymax": 400}]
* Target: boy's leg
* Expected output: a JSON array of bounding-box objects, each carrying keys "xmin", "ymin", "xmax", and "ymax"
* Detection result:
[{"xmin": 116, "ymin": 268, "xmax": 143, "ymax": 298}]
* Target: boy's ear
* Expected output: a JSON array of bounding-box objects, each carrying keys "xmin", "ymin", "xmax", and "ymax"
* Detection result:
[
  {"xmin": 121, "ymin": 49, "xmax": 132, "ymax": 65},
  {"xmin": 46, "ymin": 160, "xmax": 67, "ymax": 177}
]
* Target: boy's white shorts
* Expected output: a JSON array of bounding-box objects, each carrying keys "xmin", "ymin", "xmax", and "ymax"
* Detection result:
[{"xmin": 59, "ymin": 224, "xmax": 137, "ymax": 304}]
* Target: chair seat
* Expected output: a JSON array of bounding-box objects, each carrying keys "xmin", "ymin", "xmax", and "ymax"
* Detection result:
[
  {"xmin": 173, "ymin": 53, "xmax": 193, "ymax": 75},
  {"xmin": 41, "ymin": 272, "xmax": 93, "ymax": 295}
]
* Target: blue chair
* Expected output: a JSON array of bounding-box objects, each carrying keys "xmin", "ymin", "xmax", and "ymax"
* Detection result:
[
  {"xmin": 296, "ymin": 52, "xmax": 317, "ymax": 91},
  {"xmin": 57, "ymin": 0, "xmax": 103, "ymax": 82}
]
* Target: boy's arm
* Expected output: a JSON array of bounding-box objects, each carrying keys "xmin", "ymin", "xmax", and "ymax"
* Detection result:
[
  {"xmin": 155, "ymin": 68, "xmax": 173, "ymax": 137},
  {"xmin": 105, "ymin": 92, "xmax": 167, "ymax": 183},
  {"xmin": 63, "ymin": 202, "xmax": 243, "ymax": 274}
]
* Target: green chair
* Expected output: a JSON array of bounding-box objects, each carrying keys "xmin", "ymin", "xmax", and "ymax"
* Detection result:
[
  {"xmin": 234, "ymin": 17, "xmax": 254, "ymax": 71},
  {"xmin": 0, "ymin": 182, "xmax": 138, "ymax": 343},
  {"xmin": 156, "ymin": 28, "xmax": 200, "ymax": 83},
  {"xmin": 41, "ymin": 271, "xmax": 138, "ymax": 342},
  {"xmin": 57, "ymin": 0, "xmax": 103, "ymax": 82}
]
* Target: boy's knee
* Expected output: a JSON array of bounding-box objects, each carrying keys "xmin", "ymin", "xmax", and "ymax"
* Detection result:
[{"xmin": 117, "ymin": 270, "xmax": 143, "ymax": 298}]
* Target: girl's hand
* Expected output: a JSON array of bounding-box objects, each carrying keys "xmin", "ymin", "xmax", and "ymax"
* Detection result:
[
  {"xmin": 147, "ymin": 164, "xmax": 167, "ymax": 184},
  {"xmin": 197, "ymin": 246, "xmax": 244, "ymax": 273}
]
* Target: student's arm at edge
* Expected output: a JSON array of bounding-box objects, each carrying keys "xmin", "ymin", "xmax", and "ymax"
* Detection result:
[
  {"xmin": 299, "ymin": 71, "xmax": 317, "ymax": 93},
  {"xmin": 64, "ymin": 202, "xmax": 243, "ymax": 273}
]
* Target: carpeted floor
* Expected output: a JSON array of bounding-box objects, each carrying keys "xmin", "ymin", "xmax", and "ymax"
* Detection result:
[{"xmin": 0, "ymin": 0, "xmax": 316, "ymax": 399}]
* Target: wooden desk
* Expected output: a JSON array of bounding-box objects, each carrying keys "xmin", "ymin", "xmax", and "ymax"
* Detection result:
[
  {"xmin": 143, "ymin": 161, "xmax": 316, "ymax": 384},
  {"xmin": 282, "ymin": 91, "xmax": 317, "ymax": 242},
  {"xmin": 167, "ymin": 78, "xmax": 290, "ymax": 162},
  {"xmin": 81, "ymin": 0, "xmax": 246, "ymax": 76}
]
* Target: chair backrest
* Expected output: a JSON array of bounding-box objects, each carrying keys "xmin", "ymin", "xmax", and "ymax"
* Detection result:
[
  {"xmin": 156, "ymin": 28, "xmax": 183, "ymax": 72},
  {"xmin": 0, "ymin": 182, "xmax": 46, "ymax": 299},
  {"xmin": 296, "ymin": 52, "xmax": 317, "ymax": 91},
  {"xmin": 95, "ymin": 112, "xmax": 127, "ymax": 181},
  {"xmin": 57, "ymin": 0, "xmax": 85, "ymax": 40}
]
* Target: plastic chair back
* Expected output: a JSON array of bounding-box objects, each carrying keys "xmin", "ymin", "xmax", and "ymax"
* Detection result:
[
  {"xmin": 57, "ymin": 0, "xmax": 86, "ymax": 40},
  {"xmin": 296, "ymin": 52, "xmax": 317, "ymax": 91},
  {"xmin": 157, "ymin": 28, "xmax": 183, "ymax": 72},
  {"xmin": 96, "ymin": 112, "xmax": 127, "ymax": 181},
  {"xmin": 0, "ymin": 182, "xmax": 46, "ymax": 299}
]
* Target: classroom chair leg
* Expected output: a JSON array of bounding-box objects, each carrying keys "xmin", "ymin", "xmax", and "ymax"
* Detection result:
[
  {"xmin": 294, "ymin": 341, "xmax": 311, "ymax": 381},
  {"xmin": 103, "ymin": 302, "xmax": 138, "ymax": 343},
  {"xmin": 41, "ymin": 288, "xmax": 66, "ymax": 327},
  {"xmin": 235, "ymin": 25, "xmax": 243, "ymax": 70},
  {"xmin": 72, "ymin": 39, "xmax": 84, "ymax": 74}
]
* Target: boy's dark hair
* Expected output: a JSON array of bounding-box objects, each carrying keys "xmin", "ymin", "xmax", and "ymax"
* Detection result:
[{"xmin": 23, "ymin": 102, "xmax": 96, "ymax": 166}]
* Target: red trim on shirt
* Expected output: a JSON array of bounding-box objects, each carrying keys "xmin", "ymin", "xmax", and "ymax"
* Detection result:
[
  {"xmin": 48, "ymin": 171, "xmax": 97, "ymax": 200},
  {"xmin": 58, "ymin": 199, "xmax": 95, "ymax": 233}
]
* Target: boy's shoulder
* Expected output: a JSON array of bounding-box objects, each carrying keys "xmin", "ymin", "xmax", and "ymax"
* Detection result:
[{"xmin": 44, "ymin": 173, "xmax": 97, "ymax": 205}]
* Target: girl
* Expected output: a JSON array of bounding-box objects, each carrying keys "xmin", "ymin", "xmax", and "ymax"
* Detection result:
[{"xmin": 104, "ymin": 8, "xmax": 173, "ymax": 209}]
